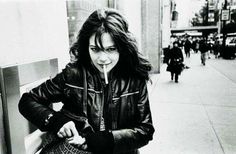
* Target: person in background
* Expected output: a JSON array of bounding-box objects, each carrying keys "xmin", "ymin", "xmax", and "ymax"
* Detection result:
[
  {"xmin": 207, "ymin": 39, "xmax": 213, "ymax": 59},
  {"xmin": 213, "ymin": 40, "xmax": 221, "ymax": 59},
  {"xmin": 18, "ymin": 8, "xmax": 154, "ymax": 154},
  {"xmin": 192, "ymin": 38, "xmax": 199, "ymax": 53},
  {"xmin": 199, "ymin": 38, "xmax": 208, "ymax": 66},
  {"xmin": 192, "ymin": 38, "xmax": 197, "ymax": 53},
  {"xmin": 163, "ymin": 45, "xmax": 171, "ymax": 64},
  {"xmin": 184, "ymin": 37, "xmax": 192, "ymax": 58},
  {"xmin": 166, "ymin": 41, "xmax": 184, "ymax": 83}
]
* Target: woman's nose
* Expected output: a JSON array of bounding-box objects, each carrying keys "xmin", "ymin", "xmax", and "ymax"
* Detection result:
[{"xmin": 98, "ymin": 52, "xmax": 109, "ymax": 63}]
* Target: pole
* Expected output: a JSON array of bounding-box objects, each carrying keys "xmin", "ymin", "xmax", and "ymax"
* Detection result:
[
  {"xmin": 222, "ymin": 0, "xmax": 227, "ymax": 49},
  {"xmin": 203, "ymin": 0, "xmax": 209, "ymax": 40},
  {"xmin": 206, "ymin": 0, "xmax": 209, "ymax": 26}
]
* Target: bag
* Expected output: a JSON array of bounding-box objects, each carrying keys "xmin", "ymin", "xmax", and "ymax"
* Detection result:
[
  {"xmin": 166, "ymin": 65, "xmax": 171, "ymax": 72},
  {"xmin": 40, "ymin": 132, "xmax": 92, "ymax": 154},
  {"xmin": 40, "ymin": 67, "xmax": 92, "ymax": 154}
]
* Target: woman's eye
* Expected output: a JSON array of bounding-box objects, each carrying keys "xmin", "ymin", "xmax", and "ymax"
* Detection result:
[
  {"xmin": 91, "ymin": 47, "xmax": 99, "ymax": 52},
  {"xmin": 106, "ymin": 47, "xmax": 117, "ymax": 52}
]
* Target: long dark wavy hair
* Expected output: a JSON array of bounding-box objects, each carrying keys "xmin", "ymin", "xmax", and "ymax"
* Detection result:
[{"xmin": 70, "ymin": 8, "xmax": 152, "ymax": 81}]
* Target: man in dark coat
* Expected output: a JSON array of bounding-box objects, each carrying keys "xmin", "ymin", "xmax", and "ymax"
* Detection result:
[
  {"xmin": 184, "ymin": 37, "xmax": 192, "ymax": 58},
  {"xmin": 199, "ymin": 38, "xmax": 208, "ymax": 65},
  {"xmin": 167, "ymin": 41, "xmax": 184, "ymax": 83}
]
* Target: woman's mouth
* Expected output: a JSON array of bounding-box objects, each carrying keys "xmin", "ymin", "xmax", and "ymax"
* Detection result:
[{"xmin": 98, "ymin": 63, "xmax": 111, "ymax": 68}]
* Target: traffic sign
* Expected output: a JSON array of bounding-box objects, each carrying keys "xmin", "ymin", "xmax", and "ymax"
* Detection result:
[
  {"xmin": 221, "ymin": 9, "xmax": 230, "ymax": 21},
  {"xmin": 208, "ymin": 12, "xmax": 215, "ymax": 22}
]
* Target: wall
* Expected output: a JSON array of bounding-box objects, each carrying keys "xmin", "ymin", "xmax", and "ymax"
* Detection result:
[
  {"xmin": 162, "ymin": 0, "xmax": 171, "ymax": 48},
  {"xmin": 142, "ymin": 0, "xmax": 162, "ymax": 73},
  {"xmin": 0, "ymin": 1, "xmax": 69, "ymax": 153},
  {"xmin": 67, "ymin": 0, "xmax": 108, "ymax": 45},
  {"xmin": 148, "ymin": 0, "xmax": 162, "ymax": 73},
  {"xmin": 0, "ymin": 1, "xmax": 70, "ymax": 70},
  {"xmin": 0, "ymin": 95, "xmax": 6, "ymax": 154},
  {"xmin": 116, "ymin": 0, "xmax": 142, "ymax": 49},
  {"xmin": 117, "ymin": 0, "xmax": 161, "ymax": 73}
]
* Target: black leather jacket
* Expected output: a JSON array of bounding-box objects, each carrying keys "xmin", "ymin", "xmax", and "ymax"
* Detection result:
[{"xmin": 19, "ymin": 63, "xmax": 154, "ymax": 154}]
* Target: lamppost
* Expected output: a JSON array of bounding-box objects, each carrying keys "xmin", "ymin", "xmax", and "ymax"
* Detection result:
[
  {"xmin": 202, "ymin": 0, "xmax": 209, "ymax": 40},
  {"xmin": 205, "ymin": 0, "xmax": 209, "ymax": 26},
  {"xmin": 222, "ymin": 0, "xmax": 228, "ymax": 49}
]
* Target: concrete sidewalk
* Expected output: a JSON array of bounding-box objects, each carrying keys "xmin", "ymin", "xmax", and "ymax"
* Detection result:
[{"xmin": 141, "ymin": 53, "xmax": 236, "ymax": 154}]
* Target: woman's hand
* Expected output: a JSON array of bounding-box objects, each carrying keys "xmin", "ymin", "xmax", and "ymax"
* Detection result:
[{"xmin": 57, "ymin": 121, "xmax": 85, "ymax": 145}]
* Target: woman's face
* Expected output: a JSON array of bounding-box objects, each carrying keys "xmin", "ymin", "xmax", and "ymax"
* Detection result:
[{"xmin": 89, "ymin": 33, "xmax": 119, "ymax": 78}]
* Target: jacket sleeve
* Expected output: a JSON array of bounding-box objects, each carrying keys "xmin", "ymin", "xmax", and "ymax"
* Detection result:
[
  {"xmin": 18, "ymin": 64, "xmax": 72, "ymax": 132},
  {"xmin": 112, "ymin": 81, "xmax": 155, "ymax": 153},
  {"xmin": 179, "ymin": 48, "xmax": 184, "ymax": 62}
]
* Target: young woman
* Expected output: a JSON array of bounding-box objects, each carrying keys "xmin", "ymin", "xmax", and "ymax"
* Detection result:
[{"xmin": 19, "ymin": 8, "xmax": 154, "ymax": 154}]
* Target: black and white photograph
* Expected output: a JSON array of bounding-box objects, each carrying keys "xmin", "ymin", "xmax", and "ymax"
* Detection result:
[{"xmin": 0, "ymin": 0, "xmax": 236, "ymax": 154}]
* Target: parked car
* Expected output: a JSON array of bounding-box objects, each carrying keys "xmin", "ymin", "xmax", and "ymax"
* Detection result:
[
  {"xmin": 224, "ymin": 37, "xmax": 236, "ymax": 59},
  {"xmin": 227, "ymin": 37, "xmax": 236, "ymax": 47}
]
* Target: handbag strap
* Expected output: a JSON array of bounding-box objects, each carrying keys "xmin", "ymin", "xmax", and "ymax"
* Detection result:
[{"xmin": 82, "ymin": 67, "xmax": 88, "ymax": 117}]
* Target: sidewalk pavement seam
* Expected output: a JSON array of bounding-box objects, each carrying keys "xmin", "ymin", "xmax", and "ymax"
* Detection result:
[
  {"xmin": 197, "ymin": 89, "xmax": 226, "ymax": 154},
  {"xmin": 208, "ymin": 61, "xmax": 236, "ymax": 85}
]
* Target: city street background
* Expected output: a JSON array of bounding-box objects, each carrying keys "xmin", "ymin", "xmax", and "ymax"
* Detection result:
[{"xmin": 141, "ymin": 52, "xmax": 236, "ymax": 154}]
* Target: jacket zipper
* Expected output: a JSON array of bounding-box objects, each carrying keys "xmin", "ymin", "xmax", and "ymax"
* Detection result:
[
  {"xmin": 100, "ymin": 84, "xmax": 105, "ymax": 131},
  {"xmin": 96, "ymin": 73, "xmax": 106, "ymax": 131},
  {"xmin": 96, "ymin": 71, "xmax": 113, "ymax": 131}
]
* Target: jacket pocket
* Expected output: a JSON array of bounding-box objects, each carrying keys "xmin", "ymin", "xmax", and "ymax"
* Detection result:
[{"xmin": 111, "ymin": 91, "xmax": 139, "ymax": 128}]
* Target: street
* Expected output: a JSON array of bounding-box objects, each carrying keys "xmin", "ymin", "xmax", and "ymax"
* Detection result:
[{"xmin": 141, "ymin": 52, "xmax": 236, "ymax": 154}]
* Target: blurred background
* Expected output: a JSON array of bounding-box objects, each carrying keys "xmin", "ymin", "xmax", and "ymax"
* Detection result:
[{"xmin": 0, "ymin": 0, "xmax": 236, "ymax": 154}]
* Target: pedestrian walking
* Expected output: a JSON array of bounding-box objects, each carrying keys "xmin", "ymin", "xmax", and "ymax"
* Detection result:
[
  {"xmin": 213, "ymin": 40, "xmax": 221, "ymax": 58},
  {"xmin": 166, "ymin": 41, "xmax": 184, "ymax": 83},
  {"xmin": 199, "ymin": 39, "xmax": 208, "ymax": 65},
  {"xmin": 192, "ymin": 38, "xmax": 199, "ymax": 53},
  {"xmin": 207, "ymin": 40, "xmax": 213, "ymax": 59},
  {"xmin": 18, "ymin": 8, "xmax": 154, "ymax": 154},
  {"xmin": 184, "ymin": 37, "xmax": 192, "ymax": 58}
]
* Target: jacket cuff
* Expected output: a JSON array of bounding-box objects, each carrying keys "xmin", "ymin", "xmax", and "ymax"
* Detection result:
[
  {"xmin": 45, "ymin": 112, "xmax": 71, "ymax": 133},
  {"xmin": 86, "ymin": 131, "xmax": 114, "ymax": 153}
]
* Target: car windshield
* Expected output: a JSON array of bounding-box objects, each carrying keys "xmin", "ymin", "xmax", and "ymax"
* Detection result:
[{"xmin": 229, "ymin": 38, "xmax": 236, "ymax": 43}]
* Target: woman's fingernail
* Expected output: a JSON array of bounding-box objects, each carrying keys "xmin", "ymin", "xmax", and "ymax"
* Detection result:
[{"xmin": 67, "ymin": 137, "xmax": 74, "ymax": 141}]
